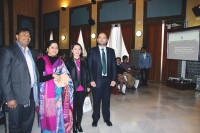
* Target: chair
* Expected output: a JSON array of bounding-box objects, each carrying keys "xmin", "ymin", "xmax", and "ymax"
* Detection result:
[{"xmin": 0, "ymin": 102, "xmax": 7, "ymax": 133}]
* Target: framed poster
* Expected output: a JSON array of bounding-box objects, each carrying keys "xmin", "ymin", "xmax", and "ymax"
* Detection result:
[{"xmin": 17, "ymin": 15, "xmax": 35, "ymax": 48}]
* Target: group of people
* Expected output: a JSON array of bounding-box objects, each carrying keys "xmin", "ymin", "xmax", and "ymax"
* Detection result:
[
  {"xmin": 116, "ymin": 47, "xmax": 152, "ymax": 94},
  {"xmin": 0, "ymin": 28, "xmax": 116, "ymax": 133},
  {"xmin": 116, "ymin": 57, "xmax": 136, "ymax": 95}
]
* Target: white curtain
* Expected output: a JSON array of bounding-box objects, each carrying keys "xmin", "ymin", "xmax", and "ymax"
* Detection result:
[
  {"xmin": 107, "ymin": 24, "xmax": 129, "ymax": 58},
  {"xmin": 78, "ymin": 29, "xmax": 87, "ymax": 57},
  {"xmin": 49, "ymin": 31, "xmax": 53, "ymax": 40}
]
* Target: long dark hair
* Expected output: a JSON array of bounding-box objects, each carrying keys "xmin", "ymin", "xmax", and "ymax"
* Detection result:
[{"xmin": 69, "ymin": 43, "xmax": 84, "ymax": 60}]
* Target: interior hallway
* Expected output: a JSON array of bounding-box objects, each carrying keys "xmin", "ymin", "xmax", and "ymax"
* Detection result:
[{"xmin": 1, "ymin": 82, "xmax": 200, "ymax": 133}]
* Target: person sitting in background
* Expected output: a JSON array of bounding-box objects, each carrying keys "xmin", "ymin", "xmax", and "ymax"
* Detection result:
[
  {"xmin": 116, "ymin": 57, "xmax": 135, "ymax": 93},
  {"xmin": 116, "ymin": 57, "xmax": 128, "ymax": 95},
  {"xmin": 60, "ymin": 53, "xmax": 67, "ymax": 61},
  {"xmin": 121, "ymin": 55, "xmax": 141, "ymax": 80}
]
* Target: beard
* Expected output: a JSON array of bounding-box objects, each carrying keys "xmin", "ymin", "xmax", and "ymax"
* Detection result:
[{"xmin": 98, "ymin": 42, "xmax": 107, "ymax": 47}]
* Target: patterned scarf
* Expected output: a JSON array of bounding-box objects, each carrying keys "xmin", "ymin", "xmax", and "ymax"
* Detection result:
[{"xmin": 40, "ymin": 55, "xmax": 57, "ymax": 130}]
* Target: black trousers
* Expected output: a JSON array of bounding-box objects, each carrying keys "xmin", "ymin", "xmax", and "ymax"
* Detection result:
[
  {"xmin": 8, "ymin": 88, "xmax": 35, "ymax": 133},
  {"xmin": 140, "ymin": 68, "xmax": 150, "ymax": 85},
  {"xmin": 92, "ymin": 76, "xmax": 111, "ymax": 121},
  {"xmin": 73, "ymin": 90, "xmax": 86, "ymax": 125}
]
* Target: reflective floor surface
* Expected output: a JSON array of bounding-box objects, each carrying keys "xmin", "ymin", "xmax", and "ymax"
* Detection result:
[{"xmin": 1, "ymin": 82, "xmax": 200, "ymax": 133}]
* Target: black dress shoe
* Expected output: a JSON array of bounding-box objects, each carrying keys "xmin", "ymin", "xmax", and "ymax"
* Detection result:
[
  {"xmin": 73, "ymin": 125, "xmax": 77, "ymax": 133},
  {"xmin": 120, "ymin": 91, "xmax": 126, "ymax": 95},
  {"xmin": 140, "ymin": 83, "xmax": 144, "ymax": 86},
  {"xmin": 132, "ymin": 86, "xmax": 136, "ymax": 90},
  {"xmin": 77, "ymin": 124, "xmax": 83, "ymax": 132},
  {"xmin": 104, "ymin": 120, "xmax": 113, "ymax": 126},
  {"xmin": 92, "ymin": 120, "xmax": 98, "ymax": 127}
]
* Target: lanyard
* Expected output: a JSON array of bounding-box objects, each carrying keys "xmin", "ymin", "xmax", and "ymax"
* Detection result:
[{"xmin": 74, "ymin": 59, "xmax": 80, "ymax": 71}]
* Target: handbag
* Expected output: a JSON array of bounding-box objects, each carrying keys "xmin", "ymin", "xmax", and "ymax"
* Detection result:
[
  {"xmin": 111, "ymin": 87, "xmax": 119, "ymax": 95},
  {"xmin": 83, "ymin": 96, "xmax": 92, "ymax": 113}
]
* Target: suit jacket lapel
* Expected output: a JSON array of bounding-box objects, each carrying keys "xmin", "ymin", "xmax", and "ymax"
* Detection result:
[
  {"xmin": 80, "ymin": 60, "xmax": 84, "ymax": 78},
  {"xmin": 94, "ymin": 46, "xmax": 102, "ymax": 73},
  {"xmin": 141, "ymin": 53, "xmax": 145, "ymax": 60},
  {"xmin": 13, "ymin": 43, "xmax": 29, "ymax": 69},
  {"xmin": 95, "ymin": 46, "xmax": 101, "ymax": 60},
  {"xmin": 70, "ymin": 60, "xmax": 77, "ymax": 80}
]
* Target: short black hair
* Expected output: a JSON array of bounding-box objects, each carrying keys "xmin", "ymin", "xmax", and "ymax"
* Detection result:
[
  {"xmin": 16, "ymin": 28, "xmax": 31, "ymax": 35},
  {"xmin": 46, "ymin": 40, "xmax": 59, "ymax": 50},
  {"xmin": 116, "ymin": 57, "xmax": 121, "ymax": 60},
  {"xmin": 141, "ymin": 46, "xmax": 146, "ymax": 50},
  {"xmin": 122, "ymin": 55, "xmax": 128, "ymax": 61}
]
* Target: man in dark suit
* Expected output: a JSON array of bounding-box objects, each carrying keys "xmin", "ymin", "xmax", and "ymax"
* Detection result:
[
  {"xmin": 116, "ymin": 57, "xmax": 126, "ymax": 74},
  {"xmin": 0, "ymin": 28, "xmax": 39, "ymax": 133},
  {"xmin": 88, "ymin": 32, "xmax": 116, "ymax": 127}
]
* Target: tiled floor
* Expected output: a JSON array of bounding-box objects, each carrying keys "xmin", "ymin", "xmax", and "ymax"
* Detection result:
[{"xmin": 1, "ymin": 82, "xmax": 200, "ymax": 133}]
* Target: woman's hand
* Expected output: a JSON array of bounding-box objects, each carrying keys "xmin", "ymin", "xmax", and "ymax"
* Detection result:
[
  {"xmin": 90, "ymin": 81, "xmax": 96, "ymax": 87},
  {"xmin": 87, "ymin": 88, "xmax": 90, "ymax": 92},
  {"xmin": 52, "ymin": 74, "xmax": 61, "ymax": 82},
  {"xmin": 63, "ymin": 82, "xmax": 68, "ymax": 87}
]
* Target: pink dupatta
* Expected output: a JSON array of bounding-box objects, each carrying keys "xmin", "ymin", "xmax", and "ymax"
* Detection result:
[{"xmin": 40, "ymin": 55, "xmax": 57, "ymax": 130}]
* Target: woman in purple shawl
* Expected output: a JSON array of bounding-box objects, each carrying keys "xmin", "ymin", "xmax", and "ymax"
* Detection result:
[{"xmin": 36, "ymin": 40, "xmax": 74, "ymax": 133}]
